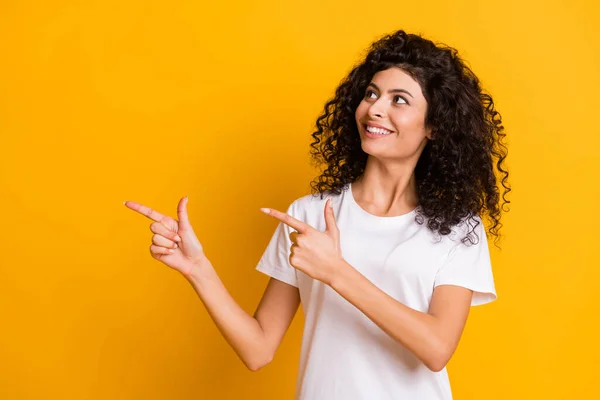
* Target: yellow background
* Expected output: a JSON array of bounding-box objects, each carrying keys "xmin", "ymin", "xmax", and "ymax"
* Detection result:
[{"xmin": 1, "ymin": 0, "xmax": 599, "ymax": 398}]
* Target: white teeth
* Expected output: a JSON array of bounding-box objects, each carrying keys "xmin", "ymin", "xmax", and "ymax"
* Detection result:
[{"xmin": 366, "ymin": 126, "xmax": 392, "ymax": 135}]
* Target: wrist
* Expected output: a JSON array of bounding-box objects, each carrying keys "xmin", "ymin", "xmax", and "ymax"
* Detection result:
[
  {"xmin": 327, "ymin": 259, "xmax": 353, "ymax": 288},
  {"xmin": 182, "ymin": 256, "xmax": 213, "ymax": 281}
]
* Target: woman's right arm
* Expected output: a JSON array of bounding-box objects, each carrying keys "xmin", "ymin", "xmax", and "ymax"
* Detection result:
[
  {"xmin": 124, "ymin": 197, "xmax": 300, "ymax": 371},
  {"xmin": 186, "ymin": 262, "xmax": 300, "ymax": 371}
]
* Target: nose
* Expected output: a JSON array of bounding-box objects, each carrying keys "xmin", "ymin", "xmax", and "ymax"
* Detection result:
[{"xmin": 367, "ymin": 97, "xmax": 388, "ymax": 119}]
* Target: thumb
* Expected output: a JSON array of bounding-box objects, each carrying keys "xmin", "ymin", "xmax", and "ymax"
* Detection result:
[
  {"xmin": 177, "ymin": 196, "xmax": 192, "ymax": 229},
  {"xmin": 324, "ymin": 199, "xmax": 339, "ymax": 241}
]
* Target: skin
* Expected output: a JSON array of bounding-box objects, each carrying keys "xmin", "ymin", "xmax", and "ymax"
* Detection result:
[
  {"xmin": 261, "ymin": 200, "xmax": 472, "ymax": 372},
  {"xmin": 353, "ymin": 67, "xmax": 431, "ymax": 217},
  {"xmin": 124, "ymin": 197, "xmax": 300, "ymax": 371},
  {"xmin": 123, "ymin": 67, "xmax": 474, "ymax": 373}
]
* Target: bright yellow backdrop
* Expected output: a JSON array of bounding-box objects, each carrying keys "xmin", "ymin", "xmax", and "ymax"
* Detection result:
[{"xmin": 1, "ymin": 0, "xmax": 599, "ymax": 399}]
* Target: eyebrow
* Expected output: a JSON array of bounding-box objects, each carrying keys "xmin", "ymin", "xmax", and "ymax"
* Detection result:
[{"xmin": 368, "ymin": 82, "xmax": 414, "ymax": 98}]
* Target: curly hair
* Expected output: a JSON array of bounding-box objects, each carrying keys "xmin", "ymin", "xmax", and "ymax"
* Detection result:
[{"xmin": 309, "ymin": 30, "xmax": 511, "ymax": 245}]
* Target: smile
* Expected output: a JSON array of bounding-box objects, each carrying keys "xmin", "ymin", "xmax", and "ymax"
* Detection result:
[{"xmin": 365, "ymin": 125, "xmax": 393, "ymax": 135}]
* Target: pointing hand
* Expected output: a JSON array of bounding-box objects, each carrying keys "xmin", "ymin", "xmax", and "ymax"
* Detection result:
[{"xmin": 124, "ymin": 197, "xmax": 207, "ymax": 276}]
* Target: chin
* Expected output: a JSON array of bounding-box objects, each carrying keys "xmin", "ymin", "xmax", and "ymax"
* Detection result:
[
  {"xmin": 361, "ymin": 141, "xmax": 420, "ymax": 162},
  {"xmin": 360, "ymin": 142, "xmax": 391, "ymax": 159}
]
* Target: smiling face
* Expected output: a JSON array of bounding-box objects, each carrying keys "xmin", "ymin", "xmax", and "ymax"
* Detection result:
[{"xmin": 355, "ymin": 67, "xmax": 432, "ymax": 162}]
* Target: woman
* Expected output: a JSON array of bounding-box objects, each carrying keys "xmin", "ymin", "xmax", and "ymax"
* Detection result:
[{"xmin": 125, "ymin": 29, "xmax": 510, "ymax": 399}]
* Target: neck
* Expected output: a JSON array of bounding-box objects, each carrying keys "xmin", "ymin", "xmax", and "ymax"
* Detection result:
[{"xmin": 352, "ymin": 156, "xmax": 420, "ymax": 217}]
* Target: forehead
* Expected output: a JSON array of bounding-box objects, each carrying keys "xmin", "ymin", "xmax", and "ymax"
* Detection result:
[{"xmin": 370, "ymin": 67, "xmax": 424, "ymax": 98}]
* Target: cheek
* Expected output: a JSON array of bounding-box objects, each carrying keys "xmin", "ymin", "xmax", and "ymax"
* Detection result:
[
  {"xmin": 355, "ymin": 101, "xmax": 368, "ymax": 123},
  {"xmin": 392, "ymin": 112, "xmax": 426, "ymax": 132},
  {"xmin": 391, "ymin": 113, "xmax": 413, "ymax": 128}
]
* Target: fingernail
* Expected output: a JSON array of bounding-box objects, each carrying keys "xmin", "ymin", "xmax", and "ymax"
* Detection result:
[
  {"xmin": 174, "ymin": 243, "xmax": 178, "ymax": 249},
  {"xmin": 175, "ymin": 235, "xmax": 182, "ymax": 241},
  {"xmin": 169, "ymin": 249, "xmax": 175, "ymax": 254},
  {"xmin": 260, "ymin": 208, "xmax": 271, "ymax": 214}
]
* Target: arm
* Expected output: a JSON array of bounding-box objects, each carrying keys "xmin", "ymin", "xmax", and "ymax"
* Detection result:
[
  {"xmin": 124, "ymin": 198, "xmax": 301, "ymax": 372},
  {"xmin": 186, "ymin": 261, "xmax": 300, "ymax": 371},
  {"xmin": 260, "ymin": 201, "xmax": 476, "ymax": 372},
  {"xmin": 330, "ymin": 262, "xmax": 472, "ymax": 372}
]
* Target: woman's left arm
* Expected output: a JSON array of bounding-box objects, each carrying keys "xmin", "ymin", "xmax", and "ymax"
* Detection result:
[
  {"xmin": 261, "ymin": 201, "xmax": 474, "ymax": 372},
  {"xmin": 330, "ymin": 263, "xmax": 473, "ymax": 372}
]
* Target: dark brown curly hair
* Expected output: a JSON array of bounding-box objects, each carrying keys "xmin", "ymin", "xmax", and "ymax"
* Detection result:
[{"xmin": 309, "ymin": 30, "xmax": 510, "ymax": 245}]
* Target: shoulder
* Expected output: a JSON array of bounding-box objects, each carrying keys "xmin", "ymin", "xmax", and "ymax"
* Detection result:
[
  {"xmin": 445, "ymin": 214, "xmax": 488, "ymax": 247},
  {"xmin": 288, "ymin": 189, "xmax": 344, "ymax": 218},
  {"xmin": 416, "ymin": 212, "xmax": 487, "ymax": 249},
  {"xmin": 291, "ymin": 191, "xmax": 331, "ymax": 209}
]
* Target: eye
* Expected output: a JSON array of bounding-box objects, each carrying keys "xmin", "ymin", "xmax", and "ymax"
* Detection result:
[
  {"xmin": 365, "ymin": 89, "xmax": 377, "ymax": 100},
  {"xmin": 393, "ymin": 95, "xmax": 408, "ymax": 105}
]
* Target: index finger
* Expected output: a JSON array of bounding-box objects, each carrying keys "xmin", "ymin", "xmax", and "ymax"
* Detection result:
[
  {"xmin": 261, "ymin": 208, "xmax": 311, "ymax": 234},
  {"xmin": 124, "ymin": 201, "xmax": 168, "ymax": 223}
]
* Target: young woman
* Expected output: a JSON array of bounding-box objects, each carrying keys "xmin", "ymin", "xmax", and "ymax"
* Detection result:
[{"xmin": 125, "ymin": 29, "xmax": 510, "ymax": 399}]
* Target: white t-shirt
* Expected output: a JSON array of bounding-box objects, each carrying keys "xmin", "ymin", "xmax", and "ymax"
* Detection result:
[{"xmin": 256, "ymin": 183, "xmax": 497, "ymax": 400}]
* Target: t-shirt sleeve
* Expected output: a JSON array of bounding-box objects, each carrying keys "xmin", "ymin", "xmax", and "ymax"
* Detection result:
[
  {"xmin": 433, "ymin": 218, "xmax": 497, "ymax": 306},
  {"xmin": 255, "ymin": 200, "xmax": 299, "ymax": 288}
]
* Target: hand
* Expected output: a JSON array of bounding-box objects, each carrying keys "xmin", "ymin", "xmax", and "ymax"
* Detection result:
[
  {"xmin": 260, "ymin": 199, "xmax": 346, "ymax": 285},
  {"xmin": 124, "ymin": 197, "xmax": 208, "ymax": 276}
]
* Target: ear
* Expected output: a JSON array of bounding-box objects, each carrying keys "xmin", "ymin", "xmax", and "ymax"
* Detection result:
[{"xmin": 425, "ymin": 125, "xmax": 434, "ymax": 140}]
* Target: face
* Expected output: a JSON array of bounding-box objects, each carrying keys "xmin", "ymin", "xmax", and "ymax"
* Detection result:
[{"xmin": 355, "ymin": 67, "xmax": 432, "ymax": 161}]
